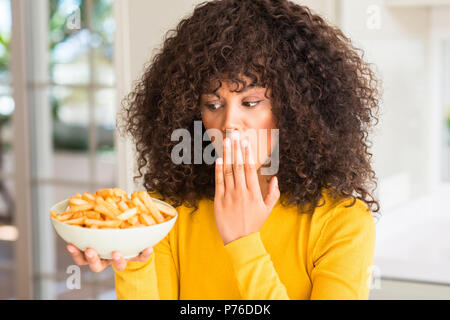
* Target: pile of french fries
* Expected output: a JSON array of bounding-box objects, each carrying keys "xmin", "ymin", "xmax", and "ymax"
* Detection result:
[{"xmin": 50, "ymin": 188, "xmax": 177, "ymax": 229}]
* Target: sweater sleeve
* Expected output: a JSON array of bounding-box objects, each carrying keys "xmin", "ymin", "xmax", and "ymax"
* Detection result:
[
  {"xmin": 224, "ymin": 231, "xmax": 291, "ymax": 300},
  {"xmin": 309, "ymin": 199, "xmax": 376, "ymax": 300},
  {"xmin": 113, "ymin": 230, "xmax": 179, "ymax": 300}
]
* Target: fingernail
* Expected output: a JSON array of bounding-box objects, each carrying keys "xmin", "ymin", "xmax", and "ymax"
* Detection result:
[
  {"xmin": 274, "ymin": 176, "xmax": 278, "ymax": 186},
  {"xmin": 216, "ymin": 157, "xmax": 223, "ymax": 165},
  {"xmin": 86, "ymin": 251, "xmax": 93, "ymax": 258},
  {"xmin": 67, "ymin": 246, "xmax": 75, "ymax": 253}
]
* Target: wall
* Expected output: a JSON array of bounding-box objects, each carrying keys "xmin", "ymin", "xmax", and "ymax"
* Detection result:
[
  {"xmin": 124, "ymin": 0, "xmax": 339, "ymax": 84},
  {"xmin": 115, "ymin": 0, "xmax": 204, "ymax": 191},
  {"xmin": 339, "ymin": 0, "xmax": 431, "ymax": 209}
]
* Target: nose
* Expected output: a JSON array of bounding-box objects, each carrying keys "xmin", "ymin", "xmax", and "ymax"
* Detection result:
[{"xmin": 221, "ymin": 104, "xmax": 243, "ymax": 139}]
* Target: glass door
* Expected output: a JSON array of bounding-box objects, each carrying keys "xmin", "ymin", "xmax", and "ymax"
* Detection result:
[{"xmin": 0, "ymin": 0, "xmax": 16, "ymax": 300}]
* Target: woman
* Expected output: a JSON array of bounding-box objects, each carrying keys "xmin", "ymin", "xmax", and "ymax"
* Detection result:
[{"xmin": 67, "ymin": 0, "xmax": 381, "ymax": 299}]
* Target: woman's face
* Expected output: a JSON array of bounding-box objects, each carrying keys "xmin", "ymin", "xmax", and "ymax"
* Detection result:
[{"xmin": 200, "ymin": 76, "xmax": 278, "ymax": 170}]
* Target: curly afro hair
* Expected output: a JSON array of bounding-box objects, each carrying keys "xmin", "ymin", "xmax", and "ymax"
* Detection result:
[{"xmin": 118, "ymin": 0, "xmax": 382, "ymax": 216}]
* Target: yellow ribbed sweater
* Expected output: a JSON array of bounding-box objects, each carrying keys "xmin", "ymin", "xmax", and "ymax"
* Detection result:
[{"xmin": 113, "ymin": 189, "xmax": 376, "ymax": 300}]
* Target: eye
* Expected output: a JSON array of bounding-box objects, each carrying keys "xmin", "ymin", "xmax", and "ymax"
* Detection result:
[
  {"xmin": 203, "ymin": 100, "xmax": 262, "ymax": 111},
  {"xmin": 204, "ymin": 103, "xmax": 221, "ymax": 111},
  {"xmin": 243, "ymin": 101, "xmax": 261, "ymax": 108}
]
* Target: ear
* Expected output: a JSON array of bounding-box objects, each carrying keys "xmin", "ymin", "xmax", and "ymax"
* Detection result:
[{"xmin": 264, "ymin": 176, "xmax": 280, "ymax": 210}]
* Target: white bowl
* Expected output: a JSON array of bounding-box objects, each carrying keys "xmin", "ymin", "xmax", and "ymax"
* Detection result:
[{"xmin": 50, "ymin": 197, "xmax": 178, "ymax": 259}]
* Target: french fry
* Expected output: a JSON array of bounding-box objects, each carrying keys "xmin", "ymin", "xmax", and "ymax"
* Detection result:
[
  {"xmin": 70, "ymin": 203, "xmax": 95, "ymax": 212},
  {"xmin": 127, "ymin": 215, "xmax": 139, "ymax": 226},
  {"xmin": 71, "ymin": 212, "xmax": 85, "ymax": 219},
  {"xmin": 125, "ymin": 199, "xmax": 134, "ymax": 210},
  {"xmin": 119, "ymin": 221, "xmax": 133, "ymax": 229},
  {"xmin": 84, "ymin": 218, "xmax": 121, "ymax": 228},
  {"xmin": 94, "ymin": 204, "xmax": 116, "ymax": 220},
  {"xmin": 69, "ymin": 198, "xmax": 91, "ymax": 206},
  {"xmin": 139, "ymin": 213, "xmax": 156, "ymax": 226},
  {"xmin": 65, "ymin": 217, "xmax": 85, "ymax": 226},
  {"xmin": 95, "ymin": 197, "xmax": 121, "ymax": 217},
  {"xmin": 100, "ymin": 220, "xmax": 121, "ymax": 228},
  {"xmin": 98, "ymin": 197, "xmax": 121, "ymax": 214},
  {"xmin": 69, "ymin": 197, "xmax": 94, "ymax": 212},
  {"xmin": 113, "ymin": 188, "xmax": 128, "ymax": 198},
  {"xmin": 96, "ymin": 188, "xmax": 114, "ymax": 198},
  {"xmin": 154, "ymin": 201, "xmax": 177, "ymax": 217},
  {"xmin": 105, "ymin": 197, "xmax": 120, "ymax": 210},
  {"xmin": 54, "ymin": 212, "xmax": 73, "ymax": 221},
  {"xmin": 118, "ymin": 200, "xmax": 129, "ymax": 212},
  {"xmin": 132, "ymin": 197, "xmax": 148, "ymax": 214},
  {"xmin": 50, "ymin": 210, "xmax": 58, "ymax": 219},
  {"xmin": 138, "ymin": 191, "xmax": 165, "ymax": 223},
  {"xmin": 117, "ymin": 207, "xmax": 138, "ymax": 221},
  {"xmin": 51, "ymin": 210, "xmax": 73, "ymax": 221},
  {"xmin": 82, "ymin": 192, "xmax": 96, "ymax": 202},
  {"xmin": 85, "ymin": 211, "xmax": 102, "ymax": 220}
]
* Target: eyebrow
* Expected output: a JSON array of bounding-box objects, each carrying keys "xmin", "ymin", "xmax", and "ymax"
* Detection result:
[
  {"xmin": 202, "ymin": 84, "xmax": 263, "ymax": 98},
  {"xmin": 237, "ymin": 83, "xmax": 260, "ymax": 92}
]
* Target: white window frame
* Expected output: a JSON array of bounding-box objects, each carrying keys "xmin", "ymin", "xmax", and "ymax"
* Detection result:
[
  {"xmin": 428, "ymin": 6, "xmax": 450, "ymax": 194},
  {"xmin": 10, "ymin": 0, "xmax": 34, "ymax": 299},
  {"xmin": 114, "ymin": 0, "xmax": 139, "ymax": 194}
]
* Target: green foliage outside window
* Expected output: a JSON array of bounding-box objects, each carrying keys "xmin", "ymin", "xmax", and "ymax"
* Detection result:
[{"xmin": 49, "ymin": 0, "xmax": 115, "ymax": 152}]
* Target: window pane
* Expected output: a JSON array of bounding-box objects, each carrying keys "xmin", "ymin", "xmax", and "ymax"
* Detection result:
[
  {"xmin": 94, "ymin": 88, "xmax": 115, "ymax": 147},
  {"xmin": 0, "ymin": 85, "xmax": 13, "ymax": 175},
  {"xmin": 92, "ymin": 47, "xmax": 114, "ymax": 86},
  {"xmin": 52, "ymin": 86, "xmax": 91, "ymax": 183},
  {"xmin": 92, "ymin": 0, "xmax": 115, "ymax": 86},
  {"xmin": 49, "ymin": 0, "xmax": 90, "ymax": 85},
  {"xmin": 0, "ymin": 178, "xmax": 15, "ymax": 299},
  {"xmin": 0, "ymin": 177, "xmax": 14, "ymax": 224},
  {"xmin": 49, "ymin": 0, "xmax": 115, "ymax": 86},
  {"xmin": 0, "ymin": 0, "xmax": 11, "ymax": 84},
  {"xmin": 52, "ymin": 86, "xmax": 89, "ymax": 150},
  {"xmin": 95, "ymin": 88, "xmax": 115, "ymax": 184},
  {"xmin": 31, "ymin": 86, "xmax": 91, "ymax": 183}
]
